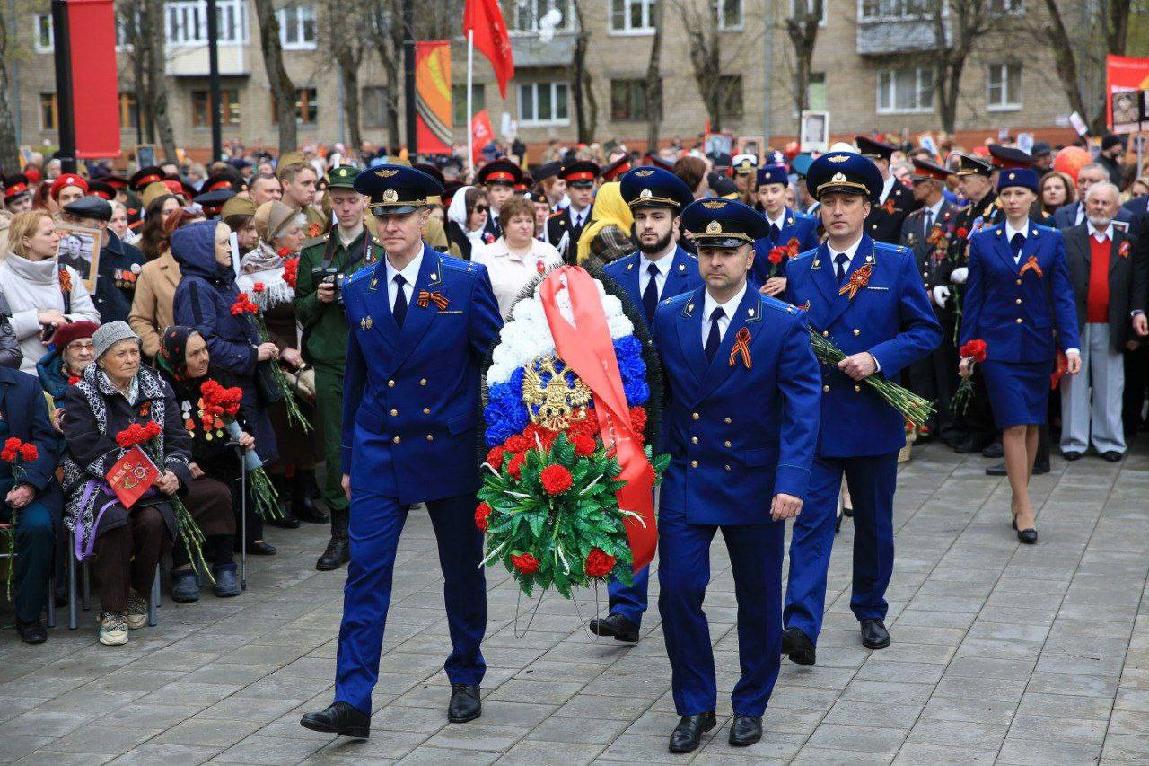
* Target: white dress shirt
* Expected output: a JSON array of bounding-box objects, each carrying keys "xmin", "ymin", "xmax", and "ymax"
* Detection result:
[
  {"xmin": 1088, "ymin": 221, "xmax": 1114, "ymax": 243},
  {"xmin": 570, "ymin": 206, "xmax": 590, "ymax": 228},
  {"xmin": 701, "ymin": 282, "xmax": 747, "ymax": 345},
  {"xmin": 385, "ymin": 250, "xmax": 423, "ymax": 311},
  {"xmin": 1005, "ymin": 219, "xmax": 1030, "ymax": 262},
  {"xmin": 765, "ymin": 209, "xmax": 787, "ymax": 232},
  {"xmin": 639, "ymin": 250, "xmax": 672, "ymax": 300},
  {"xmin": 879, "ymin": 176, "xmax": 896, "ymax": 205}
]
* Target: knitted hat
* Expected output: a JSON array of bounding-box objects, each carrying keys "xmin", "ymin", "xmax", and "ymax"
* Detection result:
[
  {"xmin": 253, "ymin": 200, "xmax": 300, "ymax": 242},
  {"xmin": 92, "ymin": 321, "xmax": 140, "ymax": 359},
  {"xmin": 52, "ymin": 320, "xmax": 100, "ymax": 350},
  {"xmin": 49, "ymin": 173, "xmax": 88, "ymax": 201}
]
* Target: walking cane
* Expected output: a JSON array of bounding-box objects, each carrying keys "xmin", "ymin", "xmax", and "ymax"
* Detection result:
[{"xmin": 237, "ymin": 441, "xmax": 247, "ymax": 591}]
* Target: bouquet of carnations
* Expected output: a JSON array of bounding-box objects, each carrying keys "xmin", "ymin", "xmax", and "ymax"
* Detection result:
[
  {"xmin": 479, "ymin": 266, "xmax": 668, "ymax": 599},
  {"xmin": 199, "ymin": 379, "xmax": 281, "ymax": 520},
  {"xmin": 0, "ymin": 437, "xmax": 38, "ymax": 599},
  {"xmin": 766, "ymin": 237, "xmax": 802, "ymax": 278},
  {"xmin": 232, "ymin": 290, "xmax": 311, "ymax": 432},
  {"xmin": 952, "ymin": 338, "xmax": 987, "ymax": 415}
]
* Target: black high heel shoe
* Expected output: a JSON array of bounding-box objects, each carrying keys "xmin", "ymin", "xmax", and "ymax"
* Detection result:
[{"xmin": 1011, "ymin": 517, "xmax": 1038, "ymax": 544}]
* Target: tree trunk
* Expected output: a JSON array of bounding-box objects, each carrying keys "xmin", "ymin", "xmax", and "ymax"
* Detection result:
[
  {"xmin": 0, "ymin": 9, "xmax": 22, "ymax": 172},
  {"xmin": 1041, "ymin": 0, "xmax": 1090, "ymax": 126},
  {"xmin": 144, "ymin": 0, "xmax": 176, "ymax": 160},
  {"xmin": 931, "ymin": 2, "xmax": 958, "ymax": 134},
  {"xmin": 1106, "ymin": 0, "xmax": 1131, "ymax": 56},
  {"xmin": 785, "ymin": 0, "xmax": 821, "ymax": 138},
  {"xmin": 644, "ymin": 0, "xmax": 663, "ymax": 151},
  {"xmin": 338, "ymin": 51, "xmax": 364, "ymax": 158},
  {"xmin": 253, "ymin": 0, "xmax": 297, "ymax": 155},
  {"xmin": 135, "ymin": 0, "xmax": 156, "ymax": 144},
  {"xmin": 572, "ymin": 1, "xmax": 595, "ymax": 144}
]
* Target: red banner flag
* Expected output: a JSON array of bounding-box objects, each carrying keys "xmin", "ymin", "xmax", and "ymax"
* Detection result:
[
  {"xmin": 463, "ymin": 0, "xmax": 514, "ymax": 98},
  {"xmin": 470, "ymin": 109, "xmax": 494, "ymax": 165},
  {"xmin": 68, "ymin": 0, "xmax": 121, "ymax": 158}
]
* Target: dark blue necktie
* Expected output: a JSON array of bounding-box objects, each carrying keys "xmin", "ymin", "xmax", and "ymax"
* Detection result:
[
  {"xmin": 705, "ymin": 307, "xmax": 724, "ymax": 364},
  {"xmin": 768, "ymin": 223, "xmax": 780, "ymax": 242},
  {"xmin": 835, "ymin": 253, "xmax": 849, "ymax": 286},
  {"xmin": 1010, "ymin": 232, "xmax": 1025, "ymax": 261},
  {"xmin": 642, "ymin": 263, "xmax": 660, "ymax": 325},
  {"xmin": 392, "ymin": 274, "xmax": 408, "ymax": 328}
]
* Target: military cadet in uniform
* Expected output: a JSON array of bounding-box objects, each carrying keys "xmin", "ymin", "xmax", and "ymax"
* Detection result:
[
  {"xmin": 653, "ymin": 197, "xmax": 821, "ymax": 753},
  {"xmin": 301, "ymin": 165, "xmax": 502, "ymax": 738},
  {"xmin": 960, "ymin": 167, "xmax": 1081, "ymax": 543},
  {"xmin": 548, "ymin": 161, "xmax": 600, "ymax": 264},
  {"xmin": 61, "ymin": 196, "xmax": 145, "ymax": 323},
  {"xmin": 3, "ymin": 174, "xmax": 33, "ymax": 214},
  {"xmin": 589, "ymin": 166, "xmax": 701, "ymax": 644},
  {"xmin": 295, "ymin": 165, "xmax": 386, "ymax": 572},
  {"xmin": 278, "ymin": 154, "xmax": 330, "ymax": 238},
  {"xmin": 601, "ymin": 155, "xmax": 633, "ymax": 183},
  {"xmin": 731, "ymin": 153, "xmax": 758, "ymax": 200},
  {"xmin": 751, "ymin": 164, "xmax": 820, "ymax": 292},
  {"xmin": 856, "ymin": 135, "xmax": 920, "ymax": 244},
  {"xmin": 781, "ymin": 152, "xmax": 940, "ymax": 663},
  {"xmin": 476, "ymin": 159, "xmax": 522, "ymax": 243},
  {"xmin": 900, "ymin": 158, "xmax": 961, "ymax": 440}
]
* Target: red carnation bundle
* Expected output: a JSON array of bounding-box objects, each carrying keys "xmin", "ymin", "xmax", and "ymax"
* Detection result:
[
  {"xmin": 199, "ymin": 379, "xmax": 243, "ymax": 434},
  {"xmin": 0, "ymin": 436, "xmax": 38, "ymax": 599},
  {"xmin": 115, "ymin": 421, "xmax": 163, "ymax": 448},
  {"xmin": 230, "ymin": 290, "xmax": 311, "ymax": 433},
  {"xmin": 230, "ymin": 293, "xmax": 259, "ymax": 316},
  {"xmin": 959, "ymin": 339, "xmax": 988, "ymax": 364},
  {"xmin": 952, "ymin": 338, "xmax": 988, "ymax": 416},
  {"xmin": 283, "ymin": 257, "xmax": 300, "ymax": 288}
]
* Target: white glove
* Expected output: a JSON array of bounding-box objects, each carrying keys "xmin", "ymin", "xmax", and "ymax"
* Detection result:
[
  {"xmin": 932, "ymin": 285, "xmax": 951, "ymax": 308},
  {"xmin": 950, "ymin": 267, "xmax": 968, "ymax": 285}
]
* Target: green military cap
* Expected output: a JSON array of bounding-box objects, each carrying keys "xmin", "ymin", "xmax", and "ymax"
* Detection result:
[
  {"xmin": 327, "ymin": 165, "xmax": 360, "ymax": 190},
  {"xmin": 220, "ymin": 195, "xmax": 257, "ymax": 220}
]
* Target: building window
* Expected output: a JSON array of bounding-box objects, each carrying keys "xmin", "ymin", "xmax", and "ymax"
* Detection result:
[
  {"xmin": 119, "ymin": 92, "xmax": 138, "ymax": 130},
  {"xmin": 363, "ymin": 86, "xmax": 390, "ymax": 129},
  {"xmin": 791, "ymin": 0, "xmax": 828, "ymax": 25},
  {"xmin": 518, "ymin": 82, "xmax": 569, "ymax": 125},
  {"xmin": 859, "ymin": 0, "xmax": 928, "ymax": 19},
  {"xmin": 610, "ymin": 0, "xmax": 655, "ymax": 33},
  {"xmin": 987, "ymin": 63, "xmax": 1021, "ymax": 110},
  {"xmin": 718, "ymin": 0, "xmax": 743, "ymax": 29},
  {"xmin": 610, "ymin": 79, "xmax": 660, "ymax": 122},
  {"xmin": 272, "ymin": 88, "xmax": 319, "ymax": 125},
  {"xmin": 877, "ymin": 67, "xmax": 934, "ymax": 113},
  {"xmin": 39, "ymin": 93, "xmax": 57, "ymax": 131},
  {"xmin": 719, "ymin": 75, "xmax": 743, "ymax": 120},
  {"xmin": 34, "ymin": 14, "xmax": 53, "ymax": 52},
  {"xmin": 277, "ymin": 5, "xmax": 316, "ymax": 49},
  {"xmin": 192, "ymin": 89, "xmax": 242, "ymax": 127},
  {"xmin": 452, "ymin": 83, "xmax": 486, "ymax": 126},
  {"xmin": 512, "ymin": 0, "xmax": 574, "ymax": 33},
  {"xmin": 807, "ymin": 72, "xmax": 826, "ymax": 111},
  {"xmin": 166, "ymin": 0, "xmax": 247, "ymax": 45}
]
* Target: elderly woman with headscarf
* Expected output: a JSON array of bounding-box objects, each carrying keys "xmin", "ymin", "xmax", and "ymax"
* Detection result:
[
  {"xmin": 59, "ymin": 323, "xmax": 194, "ymax": 646},
  {"xmin": 575, "ymin": 181, "xmax": 636, "ymax": 269},
  {"xmin": 170, "ymin": 220, "xmax": 281, "ymax": 557},
  {"xmin": 236, "ymin": 201, "xmax": 324, "ymax": 527},
  {"xmin": 445, "ymin": 186, "xmax": 490, "ymax": 260}
]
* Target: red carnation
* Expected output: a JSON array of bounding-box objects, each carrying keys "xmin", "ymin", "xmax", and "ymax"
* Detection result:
[
  {"xmin": 504, "ymin": 434, "xmax": 530, "ymax": 454},
  {"xmin": 507, "ymin": 452, "xmax": 525, "ymax": 480},
  {"xmin": 19, "ymin": 444, "xmax": 38, "ymax": 462},
  {"xmin": 144, "ymin": 421, "xmax": 163, "ymax": 440},
  {"xmin": 0, "ymin": 449, "xmax": 16, "ymax": 463},
  {"xmin": 3, "ymin": 437, "xmax": 20, "ymax": 451},
  {"xmin": 67, "ymin": 375, "xmax": 81, "ymax": 386},
  {"xmin": 486, "ymin": 446, "xmax": 506, "ymax": 469},
  {"xmin": 540, "ymin": 464, "xmax": 573, "ymax": 496},
  {"xmin": 959, "ymin": 339, "xmax": 988, "ymax": 364},
  {"xmin": 283, "ymin": 257, "xmax": 300, "ymax": 288},
  {"xmin": 474, "ymin": 502, "xmax": 492, "ymax": 532},
  {"xmin": 571, "ymin": 433, "xmax": 596, "ymax": 457},
  {"xmin": 511, "ymin": 552, "xmax": 540, "ymax": 575},
  {"xmin": 955, "ymin": 226, "xmax": 969, "ymax": 239},
  {"xmin": 629, "ymin": 407, "xmax": 647, "ymax": 434},
  {"xmin": 252, "ymin": 282, "xmax": 266, "ymax": 293},
  {"xmin": 585, "ymin": 548, "xmax": 617, "ymax": 578},
  {"xmin": 767, "ymin": 246, "xmax": 786, "ymax": 265}
]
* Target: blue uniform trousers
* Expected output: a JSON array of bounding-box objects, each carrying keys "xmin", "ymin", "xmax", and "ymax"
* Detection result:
[
  {"xmin": 783, "ymin": 452, "xmax": 899, "ymax": 643},
  {"xmin": 606, "ymin": 566, "xmax": 649, "ymax": 627},
  {"xmin": 658, "ymin": 505, "xmax": 784, "ymax": 717},
  {"xmin": 1, "ymin": 496, "xmax": 53, "ymax": 624},
  {"xmin": 335, "ymin": 491, "xmax": 487, "ymax": 715}
]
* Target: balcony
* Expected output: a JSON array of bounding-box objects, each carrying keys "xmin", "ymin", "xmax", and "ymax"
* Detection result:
[
  {"xmin": 165, "ymin": 44, "xmax": 249, "ymax": 77},
  {"xmin": 510, "ymin": 32, "xmax": 577, "ymax": 68},
  {"xmin": 856, "ymin": 14, "xmax": 951, "ymax": 56},
  {"xmin": 163, "ymin": 0, "xmax": 251, "ymax": 76}
]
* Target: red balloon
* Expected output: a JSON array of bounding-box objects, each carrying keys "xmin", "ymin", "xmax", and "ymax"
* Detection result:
[{"xmin": 1053, "ymin": 146, "xmax": 1091, "ymax": 182}]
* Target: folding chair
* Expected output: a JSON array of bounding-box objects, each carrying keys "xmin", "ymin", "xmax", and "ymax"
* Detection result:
[{"xmin": 67, "ymin": 529, "xmax": 159, "ymax": 630}]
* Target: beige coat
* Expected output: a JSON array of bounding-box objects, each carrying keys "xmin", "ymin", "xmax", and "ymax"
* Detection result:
[{"xmin": 129, "ymin": 249, "xmax": 181, "ymax": 358}]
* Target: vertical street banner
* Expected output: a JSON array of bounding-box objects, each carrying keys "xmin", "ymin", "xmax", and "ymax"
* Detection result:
[
  {"xmin": 415, "ymin": 41, "xmax": 453, "ymax": 155},
  {"xmin": 68, "ymin": 0, "xmax": 121, "ymax": 158},
  {"xmin": 1106, "ymin": 55, "xmax": 1149, "ymax": 134}
]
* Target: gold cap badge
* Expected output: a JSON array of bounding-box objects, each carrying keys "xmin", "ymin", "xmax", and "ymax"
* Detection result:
[
  {"xmin": 706, "ymin": 220, "xmax": 722, "ymax": 234},
  {"xmin": 382, "ymin": 189, "xmax": 399, "ymax": 203}
]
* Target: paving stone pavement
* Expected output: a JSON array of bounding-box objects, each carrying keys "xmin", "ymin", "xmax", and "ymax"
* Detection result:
[{"xmin": 1, "ymin": 442, "xmax": 1148, "ymax": 765}]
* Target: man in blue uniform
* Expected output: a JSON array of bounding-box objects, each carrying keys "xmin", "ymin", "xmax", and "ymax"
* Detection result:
[
  {"xmin": 653, "ymin": 198, "xmax": 821, "ymax": 752},
  {"xmin": 781, "ymin": 152, "xmax": 941, "ymax": 664},
  {"xmin": 751, "ymin": 164, "xmax": 820, "ymax": 291},
  {"xmin": 589, "ymin": 166, "xmax": 700, "ymax": 644},
  {"xmin": 301, "ymin": 165, "xmax": 502, "ymax": 738}
]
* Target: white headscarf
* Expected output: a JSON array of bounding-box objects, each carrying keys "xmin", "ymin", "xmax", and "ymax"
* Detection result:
[{"xmin": 447, "ymin": 185, "xmax": 487, "ymax": 245}]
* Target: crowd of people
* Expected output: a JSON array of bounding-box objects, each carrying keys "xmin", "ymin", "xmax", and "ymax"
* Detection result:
[{"xmin": 0, "ymin": 131, "xmax": 1143, "ymax": 706}]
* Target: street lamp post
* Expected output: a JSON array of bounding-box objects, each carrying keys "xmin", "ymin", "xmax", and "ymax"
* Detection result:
[{"xmin": 206, "ymin": 0, "xmax": 223, "ymax": 161}]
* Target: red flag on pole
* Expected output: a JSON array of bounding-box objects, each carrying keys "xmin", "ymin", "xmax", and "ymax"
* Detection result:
[
  {"xmin": 463, "ymin": 0, "xmax": 514, "ymax": 98},
  {"xmin": 470, "ymin": 109, "xmax": 494, "ymax": 165}
]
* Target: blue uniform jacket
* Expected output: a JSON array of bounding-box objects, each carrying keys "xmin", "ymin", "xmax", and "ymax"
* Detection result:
[
  {"xmin": 602, "ymin": 246, "xmax": 702, "ymax": 325},
  {"xmin": 783, "ymin": 237, "xmax": 941, "ymax": 458},
  {"xmin": 960, "ymin": 222, "xmax": 1080, "ymax": 363},
  {"xmin": 340, "ymin": 245, "xmax": 502, "ymax": 504},
  {"xmin": 651, "ymin": 287, "xmax": 821, "ymax": 525},
  {"xmin": 751, "ymin": 208, "xmax": 820, "ymax": 285}
]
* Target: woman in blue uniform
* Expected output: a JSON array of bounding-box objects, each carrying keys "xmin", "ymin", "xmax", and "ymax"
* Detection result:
[{"xmin": 959, "ymin": 168, "xmax": 1081, "ymax": 543}]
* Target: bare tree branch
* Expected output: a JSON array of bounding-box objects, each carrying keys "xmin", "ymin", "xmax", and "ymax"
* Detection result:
[{"xmin": 253, "ymin": 0, "xmax": 298, "ymax": 154}]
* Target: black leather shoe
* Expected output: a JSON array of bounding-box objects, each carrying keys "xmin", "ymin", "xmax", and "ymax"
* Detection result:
[
  {"xmin": 1033, "ymin": 460, "xmax": 1050, "ymax": 475},
  {"xmin": 860, "ymin": 619, "xmax": 890, "ymax": 649},
  {"xmin": 729, "ymin": 714, "xmax": 762, "ymax": 746},
  {"xmin": 781, "ymin": 627, "xmax": 816, "ymax": 665},
  {"xmin": 245, "ymin": 540, "xmax": 277, "ymax": 556},
  {"xmin": 1011, "ymin": 517, "xmax": 1039, "ymax": 544},
  {"xmin": 300, "ymin": 701, "xmax": 370, "ymax": 738},
  {"xmin": 952, "ymin": 436, "xmax": 988, "ymax": 454},
  {"xmin": 316, "ymin": 536, "xmax": 350, "ymax": 571},
  {"xmin": 293, "ymin": 497, "xmax": 329, "ymax": 524},
  {"xmin": 982, "ymin": 442, "xmax": 1004, "ymax": 459},
  {"xmin": 669, "ymin": 712, "xmax": 715, "ymax": 753},
  {"xmin": 588, "ymin": 613, "xmax": 640, "ymax": 643},
  {"xmin": 15, "ymin": 618, "xmax": 47, "ymax": 644},
  {"xmin": 269, "ymin": 512, "xmax": 301, "ymax": 529},
  {"xmin": 1062, "ymin": 451, "xmax": 1084, "ymax": 462},
  {"xmin": 985, "ymin": 462, "xmax": 1006, "ymax": 476},
  {"xmin": 448, "ymin": 683, "xmax": 481, "ymax": 723},
  {"xmin": 1102, "ymin": 451, "xmax": 1124, "ymax": 463}
]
